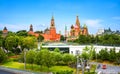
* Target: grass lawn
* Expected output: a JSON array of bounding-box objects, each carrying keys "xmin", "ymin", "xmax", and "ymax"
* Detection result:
[
  {"xmin": 1, "ymin": 61, "xmax": 97, "ymax": 74},
  {"xmin": 1, "ymin": 61, "xmax": 75, "ymax": 72},
  {"xmin": 1, "ymin": 62, "xmax": 24, "ymax": 69},
  {"xmin": 50, "ymin": 66, "xmax": 74, "ymax": 72}
]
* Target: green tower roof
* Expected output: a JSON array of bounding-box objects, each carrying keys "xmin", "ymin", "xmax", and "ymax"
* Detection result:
[{"xmin": 83, "ymin": 24, "xmax": 87, "ymax": 28}]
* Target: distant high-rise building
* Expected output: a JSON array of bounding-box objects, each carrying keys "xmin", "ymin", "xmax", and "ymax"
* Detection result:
[
  {"xmin": 96, "ymin": 28, "xmax": 104, "ymax": 35},
  {"xmin": 96, "ymin": 28, "xmax": 120, "ymax": 35}
]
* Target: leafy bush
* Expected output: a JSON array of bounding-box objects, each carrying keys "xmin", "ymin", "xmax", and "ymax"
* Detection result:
[
  {"xmin": 84, "ymin": 72, "xmax": 96, "ymax": 74},
  {"xmin": 13, "ymin": 58, "xmax": 19, "ymax": 62},
  {"xmin": 53, "ymin": 70, "xmax": 73, "ymax": 74},
  {"xmin": 0, "ymin": 49, "xmax": 7, "ymax": 63},
  {"xmin": 7, "ymin": 52, "xmax": 15, "ymax": 56},
  {"xmin": 19, "ymin": 51, "xmax": 24, "ymax": 63}
]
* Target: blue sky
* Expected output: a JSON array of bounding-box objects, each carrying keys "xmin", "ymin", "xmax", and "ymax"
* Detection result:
[{"xmin": 0, "ymin": 0, "xmax": 120, "ymax": 35}]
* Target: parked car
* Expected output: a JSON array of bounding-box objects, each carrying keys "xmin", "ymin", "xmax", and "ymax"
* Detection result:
[
  {"xmin": 97, "ymin": 64, "xmax": 101, "ymax": 69},
  {"xmin": 102, "ymin": 64, "xmax": 107, "ymax": 69}
]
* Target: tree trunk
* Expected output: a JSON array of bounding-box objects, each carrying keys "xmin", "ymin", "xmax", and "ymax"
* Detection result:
[{"xmin": 32, "ymin": 63, "xmax": 33, "ymax": 70}]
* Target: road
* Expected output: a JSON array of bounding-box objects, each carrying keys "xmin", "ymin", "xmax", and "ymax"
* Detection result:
[
  {"xmin": 0, "ymin": 66, "xmax": 51, "ymax": 74},
  {"xmin": 0, "ymin": 69, "xmax": 15, "ymax": 74},
  {"xmin": 95, "ymin": 64, "xmax": 120, "ymax": 74},
  {"xmin": 90, "ymin": 62, "xmax": 120, "ymax": 74}
]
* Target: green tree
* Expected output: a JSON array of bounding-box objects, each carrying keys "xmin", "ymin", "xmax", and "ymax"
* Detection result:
[
  {"xmin": 0, "ymin": 30, "xmax": 2, "ymax": 36},
  {"xmin": 116, "ymin": 51, "xmax": 120, "ymax": 65},
  {"xmin": 0, "ymin": 35, "xmax": 3, "ymax": 47},
  {"xmin": 95, "ymin": 35, "xmax": 100, "ymax": 44},
  {"xmin": 34, "ymin": 50, "xmax": 43, "ymax": 70},
  {"xmin": 0, "ymin": 48, "xmax": 7, "ymax": 63},
  {"xmin": 41, "ymin": 49, "xmax": 55, "ymax": 70},
  {"xmin": 16, "ymin": 30, "xmax": 28, "ymax": 36},
  {"xmin": 35, "ymin": 49, "xmax": 55, "ymax": 71},
  {"xmin": 37, "ymin": 34, "xmax": 44, "ymax": 42},
  {"xmin": 90, "ymin": 35, "xmax": 96, "ymax": 44},
  {"xmin": 63, "ymin": 53, "xmax": 75, "ymax": 66},
  {"xmin": 81, "ymin": 45, "xmax": 95, "ymax": 60},
  {"xmin": 26, "ymin": 50, "xmax": 36, "ymax": 70},
  {"xmin": 99, "ymin": 34, "xmax": 120, "ymax": 46},
  {"xmin": 54, "ymin": 48, "xmax": 60, "ymax": 52},
  {"xmin": 81, "ymin": 52, "xmax": 89, "ymax": 60},
  {"xmin": 81, "ymin": 46, "xmax": 89, "ymax": 60},
  {"xmin": 99, "ymin": 48, "xmax": 109, "ymax": 61},
  {"xmin": 77, "ymin": 35, "xmax": 91, "ymax": 44},
  {"xmin": 5, "ymin": 35, "xmax": 19, "ymax": 53},
  {"xmin": 89, "ymin": 45, "xmax": 96, "ymax": 60},
  {"xmin": 34, "ymin": 31, "xmax": 43, "ymax": 33},
  {"xmin": 109, "ymin": 48, "xmax": 116, "ymax": 62},
  {"xmin": 92, "ymin": 48, "xmax": 96, "ymax": 60},
  {"xmin": 60, "ymin": 35, "xmax": 65, "ymax": 41},
  {"xmin": 6, "ymin": 31, "xmax": 16, "ymax": 37},
  {"xmin": 20, "ymin": 36, "xmax": 37, "ymax": 50},
  {"xmin": 53, "ymin": 52, "xmax": 62, "ymax": 65},
  {"xmin": 19, "ymin": 51, "xmax": 24, "ymax": 63}
]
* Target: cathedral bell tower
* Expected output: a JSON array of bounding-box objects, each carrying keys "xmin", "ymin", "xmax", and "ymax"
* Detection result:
[
  {"xmin": 75, "ymin": 16, "xmax": 81, "ymax": 36},
  {"xmin": 75, "ymin": 16, "xmax": 80, "ymax": 28}
]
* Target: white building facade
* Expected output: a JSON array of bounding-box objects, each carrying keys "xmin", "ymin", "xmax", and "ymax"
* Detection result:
[{"xmin": 42, "ymin": 45, "xmax": 120, "ymax": 55}]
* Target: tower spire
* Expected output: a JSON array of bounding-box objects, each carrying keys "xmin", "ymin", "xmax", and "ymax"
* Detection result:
[
  {"xmin": 2, "ymin": 26, "xmax": 8, "ymax": 37},
  {"xmin": 29, "ymin": 24, "xmax": 33, "ymax": 31},
  {"xmin": 83, "ymin": 23, "xmax": 87, "ymax": 28},
  {"xmin": 65, "ymin": 25, "xmax": 67, "ymax": 37},
  {"xmin": 52, "ymin": 12, "xmax": 54, "ymax": 20},
  {"xmin": 75, "ymin": 16, "xmax": 80, "ymax": 28},
  {"xmin": 50, "ymin": 15, "xmax": 55, "ymax": 29},
  {"xmin": 3, "ymin": 26, "xmax": 7, "ymax": 30}
]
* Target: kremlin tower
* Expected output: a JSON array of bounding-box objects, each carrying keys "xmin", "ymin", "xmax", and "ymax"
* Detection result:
[
  {"xmin": 2, "ymin": 27, "xmax": 8, "ymax": 37},
  {"xmin": 28, "ymin": 16, "xmax": 61, "ymax": 41},
  {"xmin": 28, "ymin": 24, "xmax": 34, "ymax": 35},
  {"xmin": 41, "ymin": 16, "xmax": 61, "ymax": 41}
]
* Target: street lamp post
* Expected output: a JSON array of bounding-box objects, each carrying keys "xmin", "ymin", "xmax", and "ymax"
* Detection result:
[
  {"xmin": 80, "ymin": 58, "xmax": 85, "ymax": 74},
  {"xmin": 86, "ymin": 65, "xmax": 90, "ymax": 72},
  {"xmin": 96, "ymin": 35, "xmax": 98, "ymax": 70},
  {"xmin": 24, "ymin": 49, "xmax": 26, "ymax": 70},
  {"xmin": 76, "ymin": 51, "xmax": 79, "ymax": 74},
  {"xmin": 76, "ymin": 56, "xmax": 82, "ymax": 74},
  {"xmin": 76, "ymin": 50, "xmax": 85, "ymax": 74},
  {"xmin": 76, "ymin": 50, "xmax": 80, "ymax": 74},
  {"xmin": 76, "ymin": 56, "xmax": 78, "ymax": 74}
]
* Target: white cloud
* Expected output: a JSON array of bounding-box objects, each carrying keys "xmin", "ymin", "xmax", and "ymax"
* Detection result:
[
  {"xmin": 0, "ymin": 23, "xmax": 47, "ymax": 32},
  {"xmin": 112, "ymin": 17, "xmax": 120, "ymax": 20},
  {"xmin": 1, "ymin": 24, "xmax": 29, "ymax": 32},
  {"xmin": 84, "ymin": 19, "xmax": 103, "ymax": 28},
  {"xmin": 83, "ymin": 19, "xmax": 103, "ymax": 34}
]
